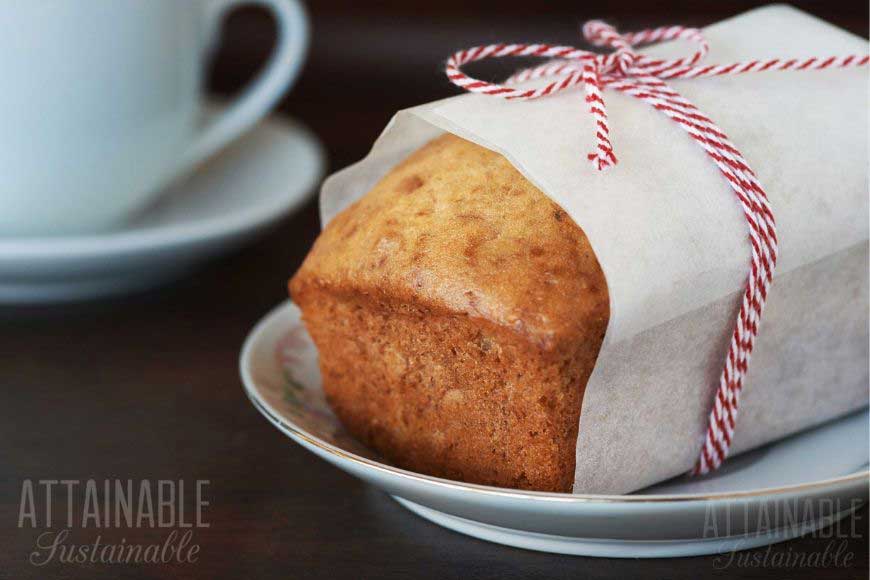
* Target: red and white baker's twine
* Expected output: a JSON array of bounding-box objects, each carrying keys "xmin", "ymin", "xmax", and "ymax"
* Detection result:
[{"xmin": 445, "ymin": 22, "xmax": 868, "ymax": 475}]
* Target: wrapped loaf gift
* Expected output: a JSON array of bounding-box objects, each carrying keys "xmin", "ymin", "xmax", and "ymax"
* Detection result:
[{"xmin": 290, "ymin": 5, "xmax": 869, "ymax": 493}]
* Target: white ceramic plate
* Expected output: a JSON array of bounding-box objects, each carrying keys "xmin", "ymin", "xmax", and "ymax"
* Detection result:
[
  {"xmin": 240, "ymin": 300, "xmax": 870, "ymax": 558},
  {"xmin": 0, "ymin": 104, "xmax": 324, "ymax": 303}
]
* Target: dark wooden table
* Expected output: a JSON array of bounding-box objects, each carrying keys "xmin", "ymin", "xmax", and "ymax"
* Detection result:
[{"xmin": 1, "ymin": 2, "xmax": 867, "ymax": 578}]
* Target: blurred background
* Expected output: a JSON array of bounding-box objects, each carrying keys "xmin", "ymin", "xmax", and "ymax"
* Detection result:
[{"xmin": 1, "ymin": 2, "xmax": 866, "ymax": 578}]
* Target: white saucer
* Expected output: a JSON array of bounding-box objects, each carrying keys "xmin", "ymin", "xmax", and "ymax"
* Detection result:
[
  {"xmin": 240, "ymin": 301, "xmax": 870, "ymax": 558},
  {"xmin": 0, "ymin": 106, "xmax": 324, "ymax": 303}
]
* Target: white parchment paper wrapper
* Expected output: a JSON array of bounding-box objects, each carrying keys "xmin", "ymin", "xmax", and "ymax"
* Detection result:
[{"xmin": 318, "ymin": 5, "xmax": 870, "ymax": 493}]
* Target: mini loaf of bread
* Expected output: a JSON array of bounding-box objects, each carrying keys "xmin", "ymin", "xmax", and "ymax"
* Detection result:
[{"xmin": 290, "ymin": 134, "xmax": 609, "ymax": 492}]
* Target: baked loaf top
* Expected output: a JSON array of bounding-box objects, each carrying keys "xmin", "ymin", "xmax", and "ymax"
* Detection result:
[{"xmin": 292, "ymin": 134, "xmax": 608, "ymax": 353}]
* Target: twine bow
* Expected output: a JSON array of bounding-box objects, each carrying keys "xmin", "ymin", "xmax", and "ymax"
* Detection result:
[{"xmin": 445, "ymin": 21, "xmax": 868, "ymax": 474}]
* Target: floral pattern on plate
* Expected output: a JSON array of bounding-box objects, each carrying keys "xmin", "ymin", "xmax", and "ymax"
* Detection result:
[{"xmin": 270, "ymin": 317, "xmax": 377, "ymax": 458}]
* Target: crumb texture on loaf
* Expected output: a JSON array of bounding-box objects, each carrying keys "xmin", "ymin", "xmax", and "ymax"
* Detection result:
[{"xmin": 290, "ymin": 134, "xmax": 609, "ymax": 492}]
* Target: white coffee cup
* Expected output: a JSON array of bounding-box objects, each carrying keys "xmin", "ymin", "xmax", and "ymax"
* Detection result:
[{"xmin": 0, "ymin": 0, "xmax": 308, "ymax": 236}]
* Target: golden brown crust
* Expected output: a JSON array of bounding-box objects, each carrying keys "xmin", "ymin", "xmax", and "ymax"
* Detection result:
[
  {"xmin": 292, "ymin": 134, "xmax": 608, "ymax": 352},
  {"xmin": 290, "ymin": 134, "xmax": 609, "ymax": 492}
]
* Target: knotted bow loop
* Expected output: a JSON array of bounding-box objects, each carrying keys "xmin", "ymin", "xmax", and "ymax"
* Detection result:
[
  {"xmin": 445, "ymin": 21, "xmax": 869, "ymax": 475},
  {"xmin": 583, "ymin": 20, "xmax": 709, "ymax": 77},
  {"xmin": 582, "ymin": 20, "xmax": 638, "ymax": 77},
  {"xmin": 446, "ymin": 21, "xmax": 715, "ymax": 170}
]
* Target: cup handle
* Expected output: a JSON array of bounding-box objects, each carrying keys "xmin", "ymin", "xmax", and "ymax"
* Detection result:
[{"xmin": 179, "ymin": 0, "xmax": 308, "ymax": 172}]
